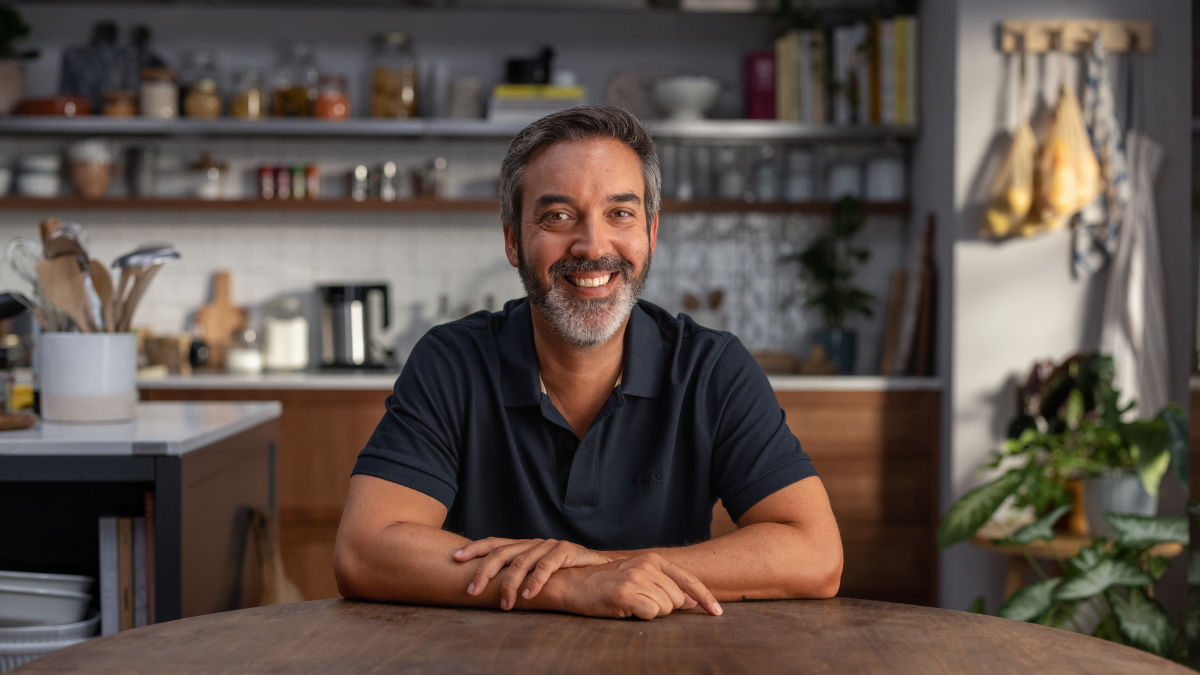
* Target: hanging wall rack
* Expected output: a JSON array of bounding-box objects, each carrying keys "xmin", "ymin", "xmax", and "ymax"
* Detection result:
[{"xmin": 999, "ymin": 20, "xmax": 1154, "ymax": 54}]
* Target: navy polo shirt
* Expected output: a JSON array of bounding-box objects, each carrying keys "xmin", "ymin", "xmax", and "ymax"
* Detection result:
[{"xmin": 353, "ymin": 298, "xmax": 816, "ymax": 550}]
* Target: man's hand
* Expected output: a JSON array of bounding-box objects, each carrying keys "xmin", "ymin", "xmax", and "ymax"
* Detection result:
[
  {"xmin": 454, "ymin": 537, "xmax": 612, "ymax": 609},
  {"xmin": 555, "ymin": 554, "xmax": 722, "ymax": 620}
]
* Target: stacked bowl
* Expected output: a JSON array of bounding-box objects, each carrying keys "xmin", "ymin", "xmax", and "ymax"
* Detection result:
[{"xmin": 0, "ymin": 571, "xmax": 97, "ymax": 673}]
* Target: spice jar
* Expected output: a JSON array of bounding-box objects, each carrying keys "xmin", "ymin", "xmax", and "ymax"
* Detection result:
[
  {"xmin": 273, "ymin": 41, "xmax": 319, "ymax": 117},
  {"xmin": 370, "ymin": 32, "xmax": 418, "ymax": 118},
  {"xmin": 139, "ymin": 68, "xmax": 178, "ymax": 119},
  {"xmin": 231, "ymin": 68, "xmax": 267, "ymax": 120},
  {"xmin": 314, "ymin": 74, "xmax": 350, "ymax": 120},
  {"xmin": 178, "ymin": 49, "xmax": 220, "ymax": 114},
  {"xmin": 190, "ymin": 153, "xmax": 227, "ymax": 200},
  {"xmin": 101, "ymin": 90, "xmax": 137, "ymax": 117},
  {"xmin": 184, "ymin": 79, "xmax": 222, "ymax": 118}
]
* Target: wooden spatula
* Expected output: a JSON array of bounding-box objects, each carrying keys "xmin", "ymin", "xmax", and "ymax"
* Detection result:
[
  {"xmin": 88, "ymin": 259, "xmax": 115, "ymax": 332},
  {"xmin": 194, "ymin": 270, "xmax": 247, "ymax": 369},
  {"xmin": 36, "ymin": 257, "xmax": 96, "ymax": 332}
]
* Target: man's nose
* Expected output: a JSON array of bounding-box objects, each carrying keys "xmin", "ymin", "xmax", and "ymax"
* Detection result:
[{"xmin": 568, "ymin": 217, "xmax": 611, "ymax": 259}]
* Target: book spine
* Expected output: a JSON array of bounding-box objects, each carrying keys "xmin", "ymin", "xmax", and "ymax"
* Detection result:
[
  {"xmin": 906, "ymin": 16, "xmax": 918, "ymax": 124},
  {"xmin": 868, "ymin": 19, "xmax": 881, "ymax": 124},
  {"xmin": 133, "ymin": 515, "xmax": 147, "ymax": 628},
  {"xmin": 833, "ymin": 27, "xmax": 850, "ymax": 125},
  {"xmin": 98, "ymin": 516, "xmax": 118, "ymax": 636},
  {"xmin": 895, "ymin": 17, "xmax": 908, "ymax": 125},
  {"xmin": 854, "ymin": 24, "xmax": 870, "ymax": 125},
  {"xmin": 811, "ymin": 31, "xmax": 827, "ymax": 124},
  {"xmin": 797, "ymin": 32, "xmax": 812, "ymax": 124},
  {"xmin": 118, "ymin": 517, "xmax": 134, "ymax": 631},
  {"xmin": 880, "ymin": 18, "xmax": 896, "ymax": 124}
]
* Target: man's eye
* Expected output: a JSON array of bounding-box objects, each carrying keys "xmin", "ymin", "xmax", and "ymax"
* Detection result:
[
  {"xmin": 614, "ymin": 209, "xmax": 633, "ymax": 217},
  {"xmin": 542, "ymin": 211, "xmax": 570, "ymax": 222}
]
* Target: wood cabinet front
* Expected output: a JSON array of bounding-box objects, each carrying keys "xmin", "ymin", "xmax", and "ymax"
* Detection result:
[{"xmin": 144, "ymin": 386, "xmax": 939, "ymax": 605}]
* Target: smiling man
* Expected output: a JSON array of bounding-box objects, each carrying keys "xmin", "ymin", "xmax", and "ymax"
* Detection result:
[{"xmin": 334, "ymin": 106, "xmax": 842, "ymax": 620}]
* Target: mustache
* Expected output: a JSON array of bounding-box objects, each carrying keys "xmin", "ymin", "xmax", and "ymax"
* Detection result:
[{"xmin": 549, "ymin": 256, "xmax": 634, "ymax": 276}]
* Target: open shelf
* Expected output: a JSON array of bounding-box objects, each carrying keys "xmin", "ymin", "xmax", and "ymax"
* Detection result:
[
  {"xmin": 0, "ymin": 116, "xmax": 918, "ymax": 142},
  {"xmin": 0, "ymin": 196, "xmax": 911, "ymax": 214}
]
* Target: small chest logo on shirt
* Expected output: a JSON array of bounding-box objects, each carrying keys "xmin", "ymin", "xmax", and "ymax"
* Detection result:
[{"xmin": 632, "ymin": 470, "xmax": 663, "ymax": 488}]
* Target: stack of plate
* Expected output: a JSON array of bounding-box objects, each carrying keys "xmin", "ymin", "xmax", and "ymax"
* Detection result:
[{"xmin": 0, "ymin": 570, "xmax": 98, "ymax": 673}]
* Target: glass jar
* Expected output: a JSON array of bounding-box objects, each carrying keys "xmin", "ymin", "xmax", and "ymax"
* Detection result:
[
  {"xmin": 190, "ymin": 153, "xmax": 227, "ymax": 200},
  {"xmin": 101, "ymin": 90, "xmax": 137, "ymax": 117},
  {"xmin": 139, "ymin": 68, "xmax": 178, "ymax": 119},
  {"xmin": 231, "ymin": 68, "xmax": 267, "ymax": 120},
  {"xmin": 263, "ymin": 298, "xmax": 309, "ymax": 372},
  {"xmin": 314, "ymin": 74, "xmax": 350, "ymax": 120},
  {"xmin": 273, "ymin": 41, "xmax": 319, "ymax": 117},
  {"xmin": 184, "ymin": 79, "xmax": 222, "ymax": 118},
  {"xmin": 370, "ymin": 32, "xmax": 418, "ymax": 118},
  {"xmin": 226, "ymin": 329, "xmax": 264, "ymax": 374},
  {"xmin": 178, "ymin": 49, "xmax": 220, "ymax": 112}
]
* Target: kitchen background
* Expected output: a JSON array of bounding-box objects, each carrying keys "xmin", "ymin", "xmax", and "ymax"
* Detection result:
[{"xmin": 2, "ymin": 2, "xmax": 912, "ymax": 373}]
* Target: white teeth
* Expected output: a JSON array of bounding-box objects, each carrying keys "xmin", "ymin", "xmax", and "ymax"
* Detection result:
[{"xmin": 570, "ymin": 274, "xmax": 612, "ymax": 288}]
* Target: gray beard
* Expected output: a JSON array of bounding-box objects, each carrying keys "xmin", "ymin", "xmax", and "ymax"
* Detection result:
[{"xmin": 518, "ymin": 250, "xmax": 650, "ymax": 348}]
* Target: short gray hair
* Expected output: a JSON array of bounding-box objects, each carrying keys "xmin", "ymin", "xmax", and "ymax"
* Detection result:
[{"xmin": 499, "ymin": 106, "xmax": 661, "ymax": 234}]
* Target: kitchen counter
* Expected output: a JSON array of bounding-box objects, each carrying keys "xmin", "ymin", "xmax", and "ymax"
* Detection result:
[
  {"xmin": 138, "ymin": 371, "xmax": 942, "ymax": 391},
  {"xmin": 0, "ymin": 401, "xmax": 282, "ymax": 456}
]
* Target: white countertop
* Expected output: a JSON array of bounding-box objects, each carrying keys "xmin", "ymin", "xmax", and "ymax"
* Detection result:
[
  {"xmin": 137, "ymin": 371, "xmax": 942, "ymax": 392},
  {"xmin": 0, "ymin": 401, "xmax": 282, "ymax": 456}
]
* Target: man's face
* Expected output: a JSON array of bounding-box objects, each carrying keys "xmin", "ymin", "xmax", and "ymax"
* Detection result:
[{"xmin": 504, "ymin": 138, "xmax": 658, "ymax": 348}]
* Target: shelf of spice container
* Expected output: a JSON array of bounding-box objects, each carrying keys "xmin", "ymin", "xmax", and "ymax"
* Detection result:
[
  {"xmin": 0, "ymin": 196, "xmax": 911, "ymax": 214},
  {"xmin": 0, "ymin": 116, "xmax": 918, "ymax": 142}
]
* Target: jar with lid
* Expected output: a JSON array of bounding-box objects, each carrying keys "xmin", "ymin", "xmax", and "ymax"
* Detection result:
[
  {"xmin": 190, "ymin": 153, "xmax": 227, "ymax": 200},
  {"xmin": 370, "ymin": 32, "xmax": 419, "ymax": 118},
  {"xmin": 139, "ymin": 68, "xmax": 178, "ymax": 119},
  {"xmin": 226, "ymin": 329, "xmax": 264, "ymax": 374},
  {"xmin": 231, "ymin": 68, "xmax": 267, "ymax": 120},
  {"xmin": 273, "ymin": 41, "xmax": 319, "ymax": 117},
  {"xmin": 314, "ymin": 74, "xmax": 350, "ymax": 120},
  {"xmin": 184, "ymin": 79, "xmax": 222, "ymax": 118},
  {"xmin": 263, "ymin": 298, "xmax": 309, "ymax": 372},
  {"xmin": 178, "ymin": 49, "xmax": 221, "ymax": 113}
]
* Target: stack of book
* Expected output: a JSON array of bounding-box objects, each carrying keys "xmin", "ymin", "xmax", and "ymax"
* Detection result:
[
  {"xmin": 97, "ymin": 492, "xmax": 155, "ymax": 635},
  {"xmin": 769, "ymin": 15, "xmax": 918, "ymax": 126},
  {"xmin": 487, "ymin": 85, "xmax": 588, "ymax": 124}
]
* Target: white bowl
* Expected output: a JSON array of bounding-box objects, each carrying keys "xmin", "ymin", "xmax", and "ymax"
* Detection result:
[
  {"xmin": 653, "ymin": 75, "xmax": 720, "ymax": 121},
  {"xmin": 16, "ymin": 172, "xmax": 60, "ymax": 198},
  {"xmin": 0, "ymin": 584, "xmax": 91, "ymax": 627},
  {"xmin": 0, "ymin": 571, "xmax": 93, "ymax": 596},
  {"xmin": 0, "ymin": 611, "xmax": 98, "ymax": 643},
  {"xmin": 0, "ymin": 636, "xmax": 90, "ymax": 672}
]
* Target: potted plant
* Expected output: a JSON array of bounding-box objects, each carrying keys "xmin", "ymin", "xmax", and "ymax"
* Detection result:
[
  {"xmin": 781, "ymin": 195, "xmax": 874, "ymax": 374},
  {"xmin": 938, "ymin": 352, "xmax": 1188, "ymax": 550},
  {"xmin": 0, "ymin": 3, "xmax": 38, "ymax": 115}
]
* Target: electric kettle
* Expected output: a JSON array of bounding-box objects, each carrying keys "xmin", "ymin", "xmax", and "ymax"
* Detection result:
[{"xmin": 317, "ymin": 283, "xmax": 391, "ymax": 369}]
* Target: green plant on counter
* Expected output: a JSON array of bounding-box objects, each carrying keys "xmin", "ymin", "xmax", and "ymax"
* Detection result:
[
  {"xmin": 0, "ymin": 3, "xmax": 37, "ymax": 60},
  {"xmin": 971, "ymin": 510, "xmax": 1191, "ymax": 663},
  {"xmin": 937, "ymin": 353, "xmax": 1188, "ymax": 550},
  {"xmin": 780, "ymin": 195, "xmax": 874, "ymax": 332}
]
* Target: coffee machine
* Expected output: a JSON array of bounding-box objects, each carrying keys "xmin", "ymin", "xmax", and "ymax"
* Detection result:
[{"xmin": 317, "ymin": 283, "xmax": 391, "ymax": 369}]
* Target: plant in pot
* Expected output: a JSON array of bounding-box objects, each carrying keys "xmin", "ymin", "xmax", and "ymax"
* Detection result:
[
  {"xmin": 937, "ymin": 352, "xmax": 1190, "ymax": 658},
  {"xmin": 780, "ymin": 195, "xmax": 874, "ymax": 374},
  {"xmin": 0, "ymin": 3, "xmax": 38, "ymax": 115}
]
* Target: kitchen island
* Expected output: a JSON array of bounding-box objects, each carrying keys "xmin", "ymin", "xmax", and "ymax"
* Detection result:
[
  {"xmin": 140, "ymin": 375, "xmax": 941, "ymax": 606},
  {"xmin": 0, "ymin": 401, "xmax": 281, "ymax": 623}
]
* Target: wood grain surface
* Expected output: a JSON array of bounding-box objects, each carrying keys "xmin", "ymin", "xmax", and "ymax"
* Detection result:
[{"xmin": 19, "ymin": 598, "xmax": 1188, "ymax": 674}]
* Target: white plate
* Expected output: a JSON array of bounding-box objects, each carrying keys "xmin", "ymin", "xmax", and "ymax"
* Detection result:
[
  {"xmin": 0, "ymin": 571, "xmax": 93, "ymax": 595},
  {"xmin": 0, "ymin": 584, "xmax": 91, "ymax": 627},
  {"xmin": 0, "ymin": 636, "xmax": 90, "ymax": 673},
  {"xmin": 0, "ymin": 611, "xmax": 99, "ymax": 643}
]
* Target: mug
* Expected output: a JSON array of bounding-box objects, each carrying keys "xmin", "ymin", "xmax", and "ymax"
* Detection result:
[{"xmin": 39, "ymin": 332, "xmax": 137, "ymax": 423}]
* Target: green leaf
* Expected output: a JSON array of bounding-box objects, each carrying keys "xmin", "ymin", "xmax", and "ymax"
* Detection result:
[
  {"xmin": 967, "ymin": 596, "xmax": 987, "ymax": 615},
  {"xmin": 998, "ymin": 504, "xmax": 1072, "ymax": 545},
  {"xmin": 1055, "ymin": 559, "xmax": 1153, "ymax": 601},
  {"xmin": 1093, "ymin": 612, "xmax": 1122, "ymax": 642},
  {"xmin": 1109, "ymin": 587, "xmax": 1173, "ymax": 657},
  {"xmin": 998, "ymin": 577, "xmax": 1062, "ymax": 622},
  {"xmin": 937, "ymin": 471, "xmax": 1024, "ymax": 548},
  {"xmin": 1145, "ymin": 556, "xmax": 1169, "ymax": 582},
  {"xmin": 1065, "ymin": 389, "xmax": 1085, "ymax": 427},
  {"xmin": 1037, "ymin": 599, "xmax": 1081, "ymax": 631},
  {"xmin": 1067, "ymin": 540, "xmax": 1107, "ymax": 575},
  {"xmin": 1126, "ymin": 419, "xmax": 1169, "ymax": 497},
  {"xmin": 1105, "ymin": 513, "xmax": 1188, "ymax": 548},
  {"xmin": 1160, "ymin": 405, "xmax": 1188, "ymax": 491}
]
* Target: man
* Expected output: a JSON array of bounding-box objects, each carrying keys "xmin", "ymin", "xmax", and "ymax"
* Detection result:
[{"xmin": 334, "ymin": 106, "xmax": 841, "ymax": 620}]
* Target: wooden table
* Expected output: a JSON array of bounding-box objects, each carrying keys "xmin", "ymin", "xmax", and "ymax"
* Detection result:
[{"xmin": 18, "ymin": 598, "xmax": 1188, "ymax": 673}]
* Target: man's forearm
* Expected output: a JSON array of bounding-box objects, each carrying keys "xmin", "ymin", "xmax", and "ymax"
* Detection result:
[
  {"xmin": 334, "ymin": 521, "xmax": 568, "ymax": 612},
  {"xmin": 611, "ymin": 521, "xmax": 842, "ymax": 601}
]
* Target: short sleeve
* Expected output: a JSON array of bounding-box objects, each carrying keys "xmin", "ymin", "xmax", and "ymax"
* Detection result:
[
  {"xmin": 706, "ymin": 336, "xmax": 817, "ymax": 522},
  {"xmin": 352, "ymin": 328, "xmax": 467, "ymax": 508}
]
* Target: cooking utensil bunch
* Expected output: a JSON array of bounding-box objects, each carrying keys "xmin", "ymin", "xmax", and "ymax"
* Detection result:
[{"xmin": 4, "ymin": 218, "xmax": 180, "ymax": 333}]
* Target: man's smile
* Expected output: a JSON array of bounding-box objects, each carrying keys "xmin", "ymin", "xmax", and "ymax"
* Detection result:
[{"xmin": 566, "ymin": 272, "xmax": 617, "ymax": 288}]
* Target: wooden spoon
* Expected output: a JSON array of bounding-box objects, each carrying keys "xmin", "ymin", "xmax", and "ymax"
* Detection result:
[
  {"xmin": 36, "ymin": 257, "xmax": 96, "ymax": 332},
  {"xmin": 88, "ymin": 259, "xmax": 115, "ymax": 332},
  {"xmin": 117, "ymin": 264, "xmax": 159, "ymax": 332}
]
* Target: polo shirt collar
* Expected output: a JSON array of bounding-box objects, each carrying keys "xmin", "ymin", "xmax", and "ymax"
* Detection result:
[{"xmin": 499, "ymin": 299, "xmax": 665, "ymax": 407}]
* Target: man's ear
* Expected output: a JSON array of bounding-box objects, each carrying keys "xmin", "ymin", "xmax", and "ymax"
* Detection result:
[
  {"xmin": 503, "ymin": 223, "xmax": 520, "ymax": 268},
  {"xmin": 648, "ymin": 212, "xmax": 659, "ymax": 256}
]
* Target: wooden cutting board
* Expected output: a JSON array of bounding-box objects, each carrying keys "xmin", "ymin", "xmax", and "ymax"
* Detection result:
[{"xmin": 194, "ymin": 269, "xmax": 246, "ymax": 369}]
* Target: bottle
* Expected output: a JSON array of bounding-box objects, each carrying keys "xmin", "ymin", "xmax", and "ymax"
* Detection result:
[
  {"xmin": 179, "ymin": 49, "xmax": 220, "ymax": 116},
  {"xmin": 139, "ymin": 68, "xmax": 178, "ymax": 119},
  {"xmin": 314, "ymin": 74, "xmax": 350, "ymax": 120},
  {"xmin": 188, "ymin": 334, "xmax": 210, "ymax": 370},
  {"xmin": 231, "ymin": 68, "xmax": 267, "ymax": 120},
  {"xmin": 273, "ymin": 41, "xmax": 319, "ymax": 117},
  {"xmin": 370, "ymin": 32, "xmax": 419, "ymax": 118},
  {"xmin": 184, "ymin": 78, "xmax": 222, "ymax": 118}
]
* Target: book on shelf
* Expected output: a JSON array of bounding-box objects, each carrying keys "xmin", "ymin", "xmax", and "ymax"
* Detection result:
[
  {"xmin": 744, "ymin": 51, "xmax": 776, "ymax": 120},
  {"xmin": 133, "ymin": 515, "xmax": 147, "ymax": 628},
  {"xmin": 117, "ymin": 517, "xmax": 133, "ymax": 631},
  {"xmin": 97, "ymin": 516, "xmax": 118, "ymax": 636},
  {"xmin": 97, "ymin": 493, "xmax": 156, "ymax": 636},
  {"xmin": 144, "ymin": 490, "xmax": 156, "ymax": 625}
]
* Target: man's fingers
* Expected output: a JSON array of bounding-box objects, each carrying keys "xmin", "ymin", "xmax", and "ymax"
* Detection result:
[
  {"xmin": 497, "ymin": 539, "xmax": 557, "ymax": 609},
  {"xmin": 662, "ymin": 563, "xmax": 722, "ymax": 616},
  {"xmin": 453, "ymin": 537, "xmax": 514, "ymax": 562},
  {"xmin": 465, "ymin": 540, "xmax": 539, "ymax": 596}
]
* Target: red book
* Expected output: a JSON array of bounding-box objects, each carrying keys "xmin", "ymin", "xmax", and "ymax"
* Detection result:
[{"xmin": 744, "ymin": 51, "xmax": 775, "ymax": 119}]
